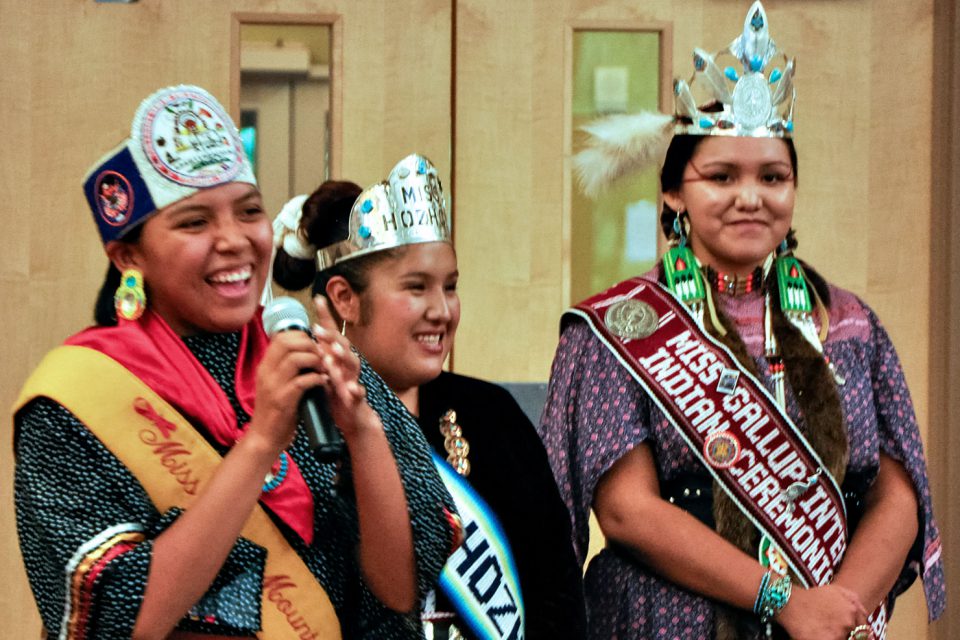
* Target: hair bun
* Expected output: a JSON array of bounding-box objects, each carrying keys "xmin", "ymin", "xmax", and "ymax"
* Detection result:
[{"xmin": 272, "ymin": 180, "xmax": 362, "ymax": 291}]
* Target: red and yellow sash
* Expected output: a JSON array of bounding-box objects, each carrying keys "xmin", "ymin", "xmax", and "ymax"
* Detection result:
[
  {"xmin": 571, "ymin": 277, "xmax": 887, "ymax": 638},
  {"xmin": 15, "ymin": 346, "xmax": 340, "ymax": 640}
]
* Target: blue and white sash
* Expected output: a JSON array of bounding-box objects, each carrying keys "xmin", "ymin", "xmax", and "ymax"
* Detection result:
[{"xmin": 429, "ymin": 452, "xmax": 525, "ymax": 640}]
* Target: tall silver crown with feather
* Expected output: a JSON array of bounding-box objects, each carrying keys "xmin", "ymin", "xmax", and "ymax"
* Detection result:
[
  {"xmin": 675, "ymin": 1, "xmax": 795, "ymax": 137},
  {"xmin": 573, "ymin": 1, "xmax": 796, "ymax": 196},
  {"xmin": 316, "ymin": 154, "xmax": 450, "ymax": 270}
]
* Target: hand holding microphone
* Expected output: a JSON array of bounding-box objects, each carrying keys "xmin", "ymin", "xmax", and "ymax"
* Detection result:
[{"xmin": 262, "ymin": 296, "xmax": 345, "ymax": 462}]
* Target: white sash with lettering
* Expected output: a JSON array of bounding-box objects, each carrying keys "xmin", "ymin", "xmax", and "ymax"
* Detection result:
[{"xmin": 431, "ymin": 452, "xmax": 525, "ymax": 640}]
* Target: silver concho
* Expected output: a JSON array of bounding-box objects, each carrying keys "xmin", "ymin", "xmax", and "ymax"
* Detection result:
[
  {"xmin": 604, "ymin": 299, "xmax": 659, "ymax": 340},
  {"xmin": 732, "ymin": 72, "xmax": 772, "ymax": 131}
]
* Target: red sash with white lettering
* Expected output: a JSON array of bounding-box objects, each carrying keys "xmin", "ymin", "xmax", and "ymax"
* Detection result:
[{"xmin": 570, "ymin": 277, "xmax": 886, "ymax": 637}]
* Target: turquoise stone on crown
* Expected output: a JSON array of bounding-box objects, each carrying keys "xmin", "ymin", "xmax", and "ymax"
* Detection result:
[
  {"xmin": 316, "ymin": 154, "xmax": 450, "ymax": 271},
  {"xmin": 673, "ymin": 1, "xmax": 795, "ymax": 139}
]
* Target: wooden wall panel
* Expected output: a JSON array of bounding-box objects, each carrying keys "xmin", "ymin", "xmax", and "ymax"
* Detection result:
[
  {"xmin": 861, "ymin": 6, "xmax": 935, "ymax": 632},
  {"xmin": 450, "ymin": 1, "xmax": 563, "ymax": 379},
  {"xmin": 337, "ymin": 1, "xmax": 452, "ymax": 188},
  {"xmin": 929, "ymin": 0, "xmax": 958, "ymax": 636},
  {"xmin": 0, "ymin": 0, "xmax": 948, "ymax": 637},
  {"xmin": 0, "ymin": 0, "xmax": 449, "ymax": 635}
]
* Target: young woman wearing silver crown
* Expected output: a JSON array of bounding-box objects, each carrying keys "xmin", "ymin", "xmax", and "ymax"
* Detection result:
[
  {"xmin": 269, "ymin": 156, "xmax": 586, "ymax": 640},
  {"xmin": 13, "ymin": 85, "xmax": 459, "ymax": 639},
  {"xmin": 538, "ymin": 3, "xmax": 945, "ymax": 640}
]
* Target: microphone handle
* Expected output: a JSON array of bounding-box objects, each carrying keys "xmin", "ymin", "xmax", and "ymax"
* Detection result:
[{"xmin": 300, "ymin": 386, "xmax": 344, "ymax": 462}]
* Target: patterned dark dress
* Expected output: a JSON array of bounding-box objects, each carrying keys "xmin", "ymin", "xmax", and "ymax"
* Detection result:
[
  {"xmin": 537, "ymin": 278, "xmax": 946, "ymax": 639},
  {"xmin": 417, "ymin": 371, "xmax": 587, "ymax": 640},
  {"xmin": 14, "ymin": 331, "xmax": 457, "ymax": 639}
]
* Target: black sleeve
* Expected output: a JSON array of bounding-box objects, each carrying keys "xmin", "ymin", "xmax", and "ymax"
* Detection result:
[{"xmin": 470, "ymin": 383, "xmax": 587, "ymax": 640}]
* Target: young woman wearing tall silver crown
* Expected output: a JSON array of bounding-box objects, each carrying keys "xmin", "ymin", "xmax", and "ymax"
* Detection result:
[
  {"xmin": 12, "ymin": 85, "xmax": 460, "ymax": 639},
  {"xmin": 269, "ymin": 156, "xmax": 587, "ymax": 640},
  {"xmin": 538, "ymin": 3, "xmax": 945, "ymax": 640}
]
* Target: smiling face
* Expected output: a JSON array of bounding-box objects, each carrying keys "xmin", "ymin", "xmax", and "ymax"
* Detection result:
[
  {"xmin": 338, "ymin": 242, "xmax": 460, "ymax": 400},
  {"xmin": 664, "ymin": 137, "xmax": 796, "ymax": 275},
  {"xmin": 108, "ymin": 182, "xmax": 271, "ymax": 335}
]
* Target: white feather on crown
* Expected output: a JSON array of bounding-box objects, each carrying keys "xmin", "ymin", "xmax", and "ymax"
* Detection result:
[
  {"xmin": 573, "ymin": 1, "xmax": 795, "ymax": 199},
  {"xmin": 573, "ymin": 112, "xmax": 674, "ymax": 198}
]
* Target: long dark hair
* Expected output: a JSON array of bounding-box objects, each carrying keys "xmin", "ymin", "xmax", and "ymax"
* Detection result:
[
  {"xmin": 271, "ymin": 180, "xmax": 400, "ymax": 322},
  {"xmin": 655, "ymin": 135, "xmax": 846, "ymax": 640}
]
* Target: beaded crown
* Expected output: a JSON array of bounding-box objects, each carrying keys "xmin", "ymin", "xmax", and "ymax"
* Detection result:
[
  {"xmin": 316, "ymin": 154, "xmax": 450, "ymax": 270},
  {"xmin": 573, "ymin": 1, "xmax": 796, "ymax": 197},
  {"xmin": 674, "ymin": 1, "xmax": 795, "ymax": 138},
  {"xmin": 82, "ymin": 85, "xmax": 257, "ymax": 244}
]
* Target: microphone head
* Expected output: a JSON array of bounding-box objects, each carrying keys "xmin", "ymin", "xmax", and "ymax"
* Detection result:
[{"xmin": 262, "ymin": 296, "xmax": 310, "ymax": 337}]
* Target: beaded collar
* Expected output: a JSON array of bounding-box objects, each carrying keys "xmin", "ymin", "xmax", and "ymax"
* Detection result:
[{"xmin": 702, "ymin": 265, "xmax": 764, "ymax": 296}]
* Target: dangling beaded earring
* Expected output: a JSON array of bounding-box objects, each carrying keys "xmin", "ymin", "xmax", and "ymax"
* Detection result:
[
  {"xmin": 674, "ymin": 209, "xmax": 689, "ymax": 248},
  {"xmin": 770, "ymin": 234, "xmax": 844, "ymax": 387},
  {"xmin": 114, "ymin": 268, "xmax": 146, "ymax": 321},
  {"xmin": 777, "ymin": 237, "xmax": 790, "ymax": 256},
  {"xmin": 663, "ymin": 209, "xmax": 705, "ymax": 306}
]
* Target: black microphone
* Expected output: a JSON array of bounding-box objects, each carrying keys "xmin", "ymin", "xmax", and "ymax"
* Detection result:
[{"xmin": 262, "ymin": 296, "xmax": 344, "ymax": 462}]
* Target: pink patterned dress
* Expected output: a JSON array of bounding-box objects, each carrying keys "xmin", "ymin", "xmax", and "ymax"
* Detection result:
[{"xmin": 537, "ymin": 275, "xmax": 945, "ymax": 639}]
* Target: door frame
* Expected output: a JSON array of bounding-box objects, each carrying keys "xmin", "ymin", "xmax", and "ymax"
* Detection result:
[
  {"xmin": 561, "ymin": 19, "xmax": 673, "ymax": 308},
  {"xmin": 230, "ymin": 12, "xmax": 343, "ymax": 178},
  {"xmin": 929, "ymin": 0, "xmax": 958, "ymax": 637}
]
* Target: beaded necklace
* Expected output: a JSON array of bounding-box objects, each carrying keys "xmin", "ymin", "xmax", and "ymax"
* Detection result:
[
  {"xmin": 662, "ymin": 246, "xmax": 842, "ymax": 413},
  {"xmin": 703, "ymin": 265, "xmax": 763, "ymax": 297}
]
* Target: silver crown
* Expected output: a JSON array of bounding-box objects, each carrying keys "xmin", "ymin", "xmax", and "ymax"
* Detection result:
[
  {"xmin": 572, "ymin": 2, "xmax": 797, "ymax": 197},
  {"xmin": 674, "ymin": 1, "xmax": 795, "ymax": 137},
  {"xmin": 316, "ymin": 154, "xmax": 450, "ymax": 270}
]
